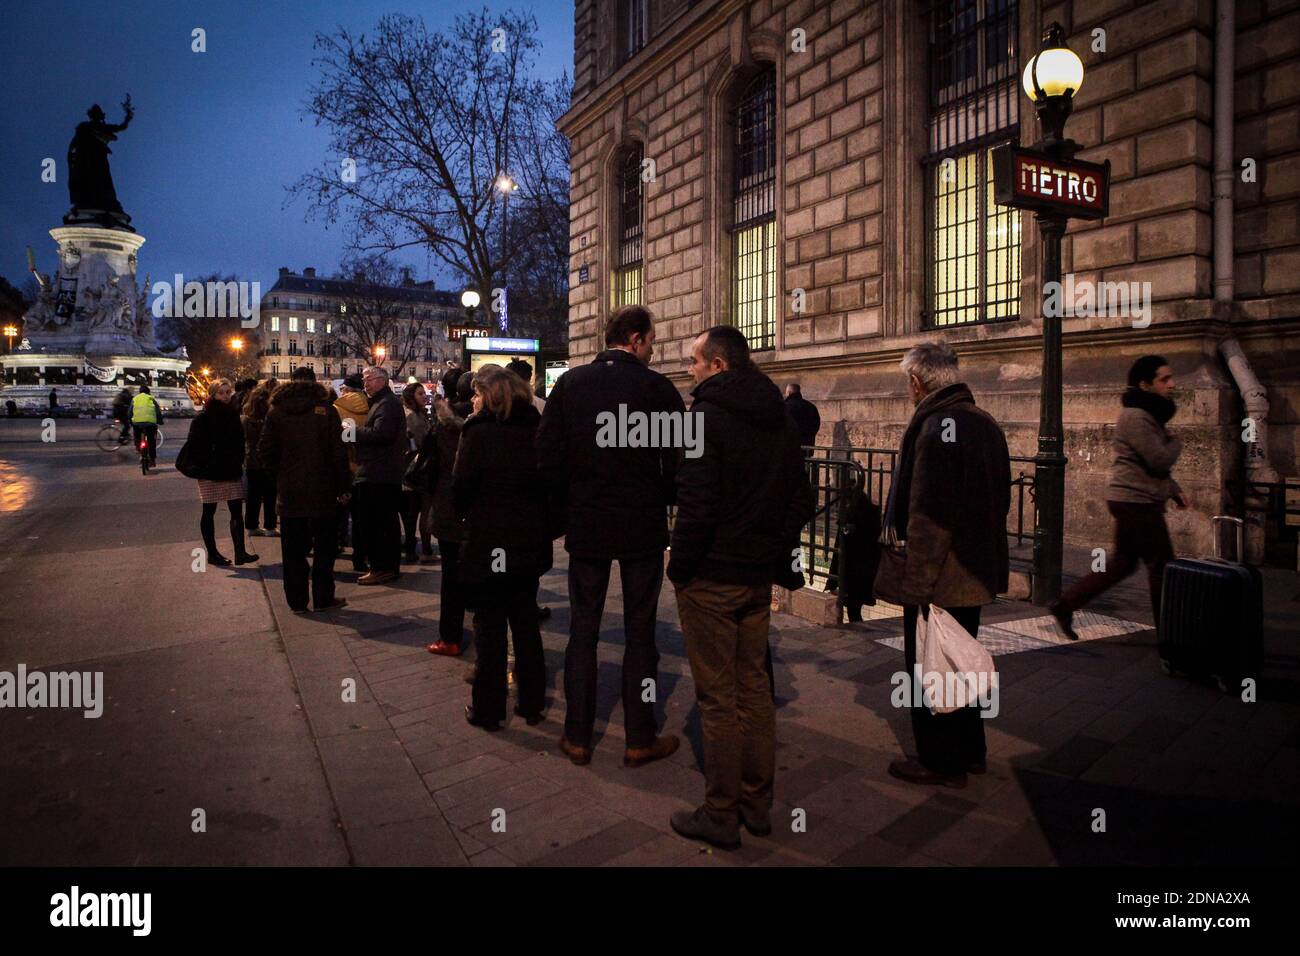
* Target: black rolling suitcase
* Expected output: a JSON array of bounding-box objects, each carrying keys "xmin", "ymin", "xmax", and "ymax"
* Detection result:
[{"xmin": 1158, "ymin": 515, "xmax": 1262, "ymax": 692}]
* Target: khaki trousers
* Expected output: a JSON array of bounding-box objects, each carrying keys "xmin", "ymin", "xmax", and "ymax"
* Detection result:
[{"xmin": 675, "ymin": 577, "xmax": 775, "ymax": 822}]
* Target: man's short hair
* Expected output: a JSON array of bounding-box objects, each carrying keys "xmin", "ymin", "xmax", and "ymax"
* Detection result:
[
  {"xmin": 900, "ymin": 341, "xmax": 960, "ymax": 392},
  {"xmin": 506, "ymin": 358, "xmax": 533, "ymax": 381},
  {"xmin": 1127, "ymin": 354, "xmax": 1168, "ymax": 388},
  {"xmin": 787, "ymin": 383, "xmax": 802, "ymax": 395},
  {"xmin": 139, "ymin": 384, "xmax": 151, "ymax": 394},
  {"xmin": 291, "ymin": 366, "xmax": 316, "ymax": 382},
  {"xmin": 606, "ymin": 305, "xmax": 654, "ymax": 347},
  {"xmin": 700, "ymin": 325, "xmax": 753, "ymax": 371},
  {"xmin": 363, "ymin": 366, "xmax": 390, "ymax": 382}
]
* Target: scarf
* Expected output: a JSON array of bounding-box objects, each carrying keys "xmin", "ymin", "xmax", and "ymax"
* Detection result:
[
  {"xmin": 881, "ymin": 382, "xmax": 974, "ymax": 546},
  {"xmin": 1121, "ymin": 386, "xmax": 1176, "ymax": 425}
]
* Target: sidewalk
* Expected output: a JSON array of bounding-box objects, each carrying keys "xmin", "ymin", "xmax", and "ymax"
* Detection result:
[{"xmin": 255, "ymin": 530, "xmax": 1300, "ymax": 866}]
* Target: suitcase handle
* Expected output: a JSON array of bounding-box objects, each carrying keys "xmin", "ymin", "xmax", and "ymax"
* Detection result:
[{"xmin": 1211, "ymin": 515, "xmax": 1244, "ymax": 564}]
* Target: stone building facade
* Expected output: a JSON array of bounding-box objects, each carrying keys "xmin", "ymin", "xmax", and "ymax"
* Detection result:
[
  {"xmin": 255, "ymin": 267, "xmax": 459, "ymax": 384},
  {"xmin": 558, "ymin": 0, "xmax": 1300, "ymax": 562}
]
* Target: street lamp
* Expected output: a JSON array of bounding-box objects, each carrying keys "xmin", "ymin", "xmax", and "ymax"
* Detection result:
[
  {"xmin": 495, "ymin": 174, "xmax": 518, "ymax": 335},
  {"xmin": 1023, "ymin": 21, "xmax": 1086, "ymax": 606},
  {"xmin": 229, "ymin": 337, "xmax": 244, "ymax": 352},
  {"xmin": 373, "ymin": 344, "xmax": 386, "ymax": 364},
  {"xmin": 3, "ymin": 324, "xmax": 17, "ymax": 352}
]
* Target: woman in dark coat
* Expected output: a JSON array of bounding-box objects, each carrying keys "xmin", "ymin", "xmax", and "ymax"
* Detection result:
[
  {"xmin": 242, "ymin": 381, "xmax": 278, "ymax": 537},
  {"xmin": 422, "ymin": 395, "xmax": 469, "ymax": 656},
  {"xmin": 188, "ymin": 378, "xmax": 256, "ymax": 566},
  {"xmin": 453, "ymin": 365, "xmax": 552, "ymax": 730}
]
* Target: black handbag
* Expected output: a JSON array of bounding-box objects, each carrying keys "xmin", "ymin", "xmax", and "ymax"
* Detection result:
[{"xmin": 174, "ymin": 437, "xmax": 208, "ymax": 479}]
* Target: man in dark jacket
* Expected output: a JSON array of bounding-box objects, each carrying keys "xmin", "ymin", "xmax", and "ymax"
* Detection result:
[
  {"xmin": 537, "ymin": 305, "xmax": 685, "ymax": 769},
  {"xmin": 667, "ymin": 326, "xmax": 816, "ymax": 850},
  {"xmin": 259, "ymin": 368, "xmax": 351, "ymax": 613},
  {"xmin": 873, "ymin": 341, "xmax": 1010, "ymax": 790},
  {"xmin": 353, "ymin": 366, "xmax": 406, "ymax": 585},
  {"xmin": 784, "ymin": 383, "xmax": 822, "ymax": 448}
]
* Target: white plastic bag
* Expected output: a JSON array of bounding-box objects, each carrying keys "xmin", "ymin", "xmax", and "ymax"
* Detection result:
[{"xmin": 916, "ymin": 605, "xmax": 997, "ymax": 715}]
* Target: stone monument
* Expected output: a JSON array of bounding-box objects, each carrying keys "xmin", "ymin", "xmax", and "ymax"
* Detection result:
[{"xmin": 2, "ymin": 97, "xmax": 192, "ymax": 415}]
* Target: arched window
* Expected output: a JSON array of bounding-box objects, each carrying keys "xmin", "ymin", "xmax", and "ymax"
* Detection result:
[
  {"xmin": 731, "ymin": 65, "xmax": 777, "ymax": 350},
  {"xmin": 612, "ymin": 144, "xmax": 645, "ymax": 309}
]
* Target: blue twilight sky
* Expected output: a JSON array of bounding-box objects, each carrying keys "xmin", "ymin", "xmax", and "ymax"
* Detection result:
[{"xmin": 0, "ymin": 0, "xmax": 573, "ymax": 295}]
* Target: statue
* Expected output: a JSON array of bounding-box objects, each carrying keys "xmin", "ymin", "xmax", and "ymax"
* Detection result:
[{"xmin": 65, "ymin": 95, "xmax": 135, "ymax": 231}]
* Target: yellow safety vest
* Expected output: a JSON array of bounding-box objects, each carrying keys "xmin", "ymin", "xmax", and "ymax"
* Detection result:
[{"xmin": 131, "ymin": 393, "xmax": 158, "ymax": 424}]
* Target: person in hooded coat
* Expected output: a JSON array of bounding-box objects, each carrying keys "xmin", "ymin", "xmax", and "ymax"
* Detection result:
[{"xmin": 259, "ymin": 368, "xmax": 351, "ymax": 613}]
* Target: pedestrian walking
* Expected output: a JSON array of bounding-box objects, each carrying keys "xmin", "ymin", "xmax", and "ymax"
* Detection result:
[
  {"xmin": 422, "ymin": 394, "xmax": 469, "ymax": 656},
  {"xmin": 353, "ymin": 366, "xmax": 406, "ymax": 585},
  {"xmin": 186, "ymin": 378, "xmax": 257, "ymax": 567},
  {"xmin": 454, "ymin": 365, "xmax": 552, "ymax": 731},
  {"xmin": 400, "ymin": 382, "xmax": 431, "ymax": 563},
  {"xmin": 667, "ymin": 326, "xmax": 815, "ymax": 850},
  {"xmin": 334, "ymin": 373, "xmax": 370, "ymax": 570},
  {"xmin": 242, "ymin": 381, "xmax": 278, "ymax": 538},
  {"xmin": 1050, "ymin": 355, "xmax": 1189, "ymax": 638},
  {"xmin": 873, "ymin": 342, "xmax": 1010, "ymax": 789},
  {"xmin": 784, "ymin": 383, "xmax": 822, "ymax": 448},
  {"xmin": 537, "ymin": 305, "xmax": 685, "ymax": 769},
  {"xmin": 259, "ymin": 367, "xmax": 350, "ymax": 613}
]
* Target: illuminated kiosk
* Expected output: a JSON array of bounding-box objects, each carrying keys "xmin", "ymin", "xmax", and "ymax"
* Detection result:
[
  {"xmin": 2, "ymin": 226, "xmax": 192, "ymax": 415},
  {"xmin": 462, "ymin": 335, "xmax": 541, "ymax": 377}
]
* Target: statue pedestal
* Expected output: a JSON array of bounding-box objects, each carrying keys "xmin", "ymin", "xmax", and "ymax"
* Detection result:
[{"xmin": 1, "ymin": 224, "xmax": 193, "ymax": 415}]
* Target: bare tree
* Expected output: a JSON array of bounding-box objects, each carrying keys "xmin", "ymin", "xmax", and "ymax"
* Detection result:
[
  {"xmin": 292, "ymin": 7, "xmax": 569, "ymax": 343},
  {"xmin": 331, "ymin": 256, "xmax": 449, "ymax": 378}
]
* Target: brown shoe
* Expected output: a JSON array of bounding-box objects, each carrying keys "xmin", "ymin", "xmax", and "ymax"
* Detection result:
[
  {"xmin": 623, "ymin": 734, "xmax": 679, "ymax": 768},
  {"xmin": 559, "ymin": 737, "xmax": 592, "ymax": 766},
  {"xmin": 357, "ymin": 570, "xmax": 398, "ymax": 586},
  {"xmin": 888, "ymin": 758, "xmax": 967, "ymax": 789}
]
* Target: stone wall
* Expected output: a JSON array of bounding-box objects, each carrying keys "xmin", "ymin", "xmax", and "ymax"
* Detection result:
[{"xmin": 559, "ymin": 0, "xmax": 1300, "ymax": 562}]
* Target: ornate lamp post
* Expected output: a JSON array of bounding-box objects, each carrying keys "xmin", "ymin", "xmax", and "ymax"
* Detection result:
[
  {"xmin": 1022, "ymin": 22, "xmax": 1086, "ymax": 605},
  {"xmin": 495, "ymin": 174, "xmax": 518, "ymax": 335},
  {"xmin": 460, "ymin": 288, "xmax": 481, "ymax": 326}
]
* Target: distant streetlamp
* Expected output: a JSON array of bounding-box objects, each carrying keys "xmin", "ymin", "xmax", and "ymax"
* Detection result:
[
  {"xmin": 373, "ymin": 344, "xmax": 386, "ymax": 363},
  {"xmin": 3, "ymin": 324, "xmax": 17, "ymax": 352},
  {"xmin": 229, "ymin": 337, "xmax": 244, "ymax": 352},
  {"xmin": 461, "ymin": 288, "xmax": 481, "ymax": 326},
  {"xmin": 495, "ymin": 174, "xmax": 519, "ymax": 335}
]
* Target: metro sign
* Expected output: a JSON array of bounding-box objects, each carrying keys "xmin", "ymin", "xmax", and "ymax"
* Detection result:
[{"xmin": 992, "ymin": 144, "xmax": 1110, "ymax": 220}]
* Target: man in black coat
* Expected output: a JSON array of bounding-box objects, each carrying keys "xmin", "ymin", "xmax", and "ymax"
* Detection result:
[
  {"xmin": 537, "ymin": 305, "xmax": 685, "ymax": 769},
  {"xmin": 667, "ymin": 326, "xmax": 815, "ymax": 850},
  {"xmin": 784, "ymin": 383, "xmax": 822, "ymax": 449},
  {"xmin": 353, "ymin": 366, "xmax": 407, "ymax": 585},
  {"xmin": 259, "ymin": 368, "xmax": 351, "ymax": 613}
]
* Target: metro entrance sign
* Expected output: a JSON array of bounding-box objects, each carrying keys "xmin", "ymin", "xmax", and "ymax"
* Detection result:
[{"xmin": 992, "ymin": 144, "xmax": 1110, "ymax": 220}]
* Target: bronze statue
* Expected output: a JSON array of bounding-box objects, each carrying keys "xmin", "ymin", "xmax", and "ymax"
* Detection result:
[{"xmin": 65, "ymin": 95, "xmax": 135, "ymax": 231}]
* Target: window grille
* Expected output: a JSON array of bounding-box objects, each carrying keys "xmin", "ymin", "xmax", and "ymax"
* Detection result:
[
  {"xmin": 612, "ymin": 144, "xmax": 645, "ymax": 309},
  {"xmin": 731, "ymin": 65, "xmax": 777, "ymax": 351}
]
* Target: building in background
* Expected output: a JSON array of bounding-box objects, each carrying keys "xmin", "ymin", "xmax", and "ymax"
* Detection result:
[
  {"xmin": 255, "ymin": 267, "xmax": 460, "ymax": 384},
  {"xmin": 559, "ymin": 0, "xmax": 1300, "ymax": 564}
]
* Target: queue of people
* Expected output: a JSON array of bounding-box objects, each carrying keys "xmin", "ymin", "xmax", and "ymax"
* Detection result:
[{"xmin": 163, "ymin": 306, "xmax": 1187, "ymax": 852}]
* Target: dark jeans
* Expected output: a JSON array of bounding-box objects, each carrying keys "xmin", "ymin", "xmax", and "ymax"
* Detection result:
[
  {"xmin": 281, "ymin": 516, "xmax": 338, "ymax": 610},
  {"xmin": 400, "ymin": 488, "xmax": 421, "ymax": 555},
  {"xmin": 675, "ymin": 577, "xmax": 775, "ymax": 822},
  {"xmin": 1058, "ymin": 500, "xmax": 1175, "ymax": 621},
  {"xmin": 346, "ymin": 493, "xmax": 366, "ymax": 569},
  {"xmin": 472, "ymin": 575, "xmax": 546, "ymax": 723},
  {"xmin": 563, "ymin": 554, "xmax": 664, "ymax": 750},
  {"xmin": 200, "ymin": 499, "xmax": 246, "ymax": 557},
  {"xmin": 437, "ymin": 539, "xmax": 466, "ymax": 645},
  {"xmin": 355, "ymin": 482, "xmax": 401, "ymax": 574},
  {"xmin": 132, "ymin": 423, "xmax": 157, "ymax": 463},
  {"xmin": 245, "ymin": 468, "xmax": 277, "ymax": 531},
  {"xmin": 902, "ymin": 604, "xmax": 986, "ymax": 776}
]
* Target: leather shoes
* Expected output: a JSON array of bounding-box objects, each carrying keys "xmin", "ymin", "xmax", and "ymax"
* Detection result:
[
  {"xmin": 1049, "ymin": 602, "xmax": 1080, "ymax": 640},
  {"xmin": 464, "ymin": 705, "xmax": 500, "ymax": 732},
  {"xmin": 623, "ymin": 734, "xmax": 679, "ymax": 768},
  {"xmin": 888, "ymin": 758, "xmax": 967, "ymax": 789},
  {"xmin": 234, "ymin": 551, "xmax": 259, "ymax": 565},
  {"xmin": 740, "ymin": 804, "xmax": 772, "ymax": 836},
  {"xmin": 559, "ymin": 737, "xmax": 592, "ymax": 766},
  {"xmin": 357, "ymin": 570, "xmax": 398, "ymax": 586},
  {"xmin": 513, "ymin": 706, "xmax": 544, "ymax": 726},
  {"xmin": 313, "ymin": 598, "xmax": 347, "ymax": 612},
  {"xmin": 670, "ymin": 807, "xmax": 741, "ymax": 850},
  {"xmin": 426, "ymin": 640, "xmax": 462, "ymax": 657}
]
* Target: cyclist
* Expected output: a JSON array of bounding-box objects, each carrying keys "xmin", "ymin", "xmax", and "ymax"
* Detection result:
[
  {"xmin": 131, "ymin": 384, "xmax": 164, "ymax": 467},
  {"xmin": 112, "ymin": 387, "xmax": 133, "ymax": 443}
]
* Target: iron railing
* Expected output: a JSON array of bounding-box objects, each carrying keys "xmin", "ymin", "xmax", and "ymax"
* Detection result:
[{"xmin": 1224, "ymin": 478, "xmax": 1300, "ymax": 567}]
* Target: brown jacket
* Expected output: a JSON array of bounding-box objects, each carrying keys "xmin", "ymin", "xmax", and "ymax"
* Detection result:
[{"xmin": 1108, "ymin": 405, "xmax": 1183, "ymax": 504}]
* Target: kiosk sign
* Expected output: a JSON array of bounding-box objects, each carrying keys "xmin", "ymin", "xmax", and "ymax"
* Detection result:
[{"xmin": 992, "ymin": 144, "xmax": 1110, "ymax": 220}]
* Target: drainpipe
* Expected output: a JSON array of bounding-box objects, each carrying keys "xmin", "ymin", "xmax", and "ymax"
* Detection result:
[{"xmin": 1213, "ymin": 0, "xmax": 1278, "ymax": 565}]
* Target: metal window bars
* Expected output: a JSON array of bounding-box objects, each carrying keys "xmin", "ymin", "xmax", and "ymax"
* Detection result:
[{"xmin": 732, "ymin": 65, "xmax": 777, "ymax": 351}]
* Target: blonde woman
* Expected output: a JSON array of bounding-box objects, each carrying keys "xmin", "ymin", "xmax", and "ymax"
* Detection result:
[
  {"xmin": 187, "ymin": 378, "xmax": 257, "ymax": 566},
  {"xmin": 453, "ymin": 364, "xmax": 552, "ymax": 729}
]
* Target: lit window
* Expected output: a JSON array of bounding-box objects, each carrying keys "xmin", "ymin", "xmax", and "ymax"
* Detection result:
[
  {"xmin": 924, "ymin": 0, "xmax": 1021, "ymax": 327},
  {"xmin": 306, "ymin": 318, "xmax": 316, "ymax": 333},
  {"xmin": 289, "ymin": 316, "xmax": 299, "ymax": 333},
  {"xmin": 270, "ymin": 315, "xmax": 280, "ymax": 332},
  {"xmin": 731, "ymin": 65, "xmax": 777, "ymax": 351},
  {"xmin": 611, "ymin": 144, "xmax": 644, "ymax": 310},
  {"xmin": 326, "ymin": 321, "xmax": 332, "ymax": 334}
]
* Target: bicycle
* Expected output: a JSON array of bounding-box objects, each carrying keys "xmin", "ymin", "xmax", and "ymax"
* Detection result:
[{"xmin": 96, "ymin": 420, "xmax": 165, "ymax": 455}]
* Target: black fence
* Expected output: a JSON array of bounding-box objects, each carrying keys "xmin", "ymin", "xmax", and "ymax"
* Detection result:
[{"xmin": 1224, "ymin": 478, "xmax": 1300, "ymax": 567}]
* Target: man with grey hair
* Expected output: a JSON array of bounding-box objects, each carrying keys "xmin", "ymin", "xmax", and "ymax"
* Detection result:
[
  {"xmin": 874, "ymin": 341, "xmax": 1011, "ymax": 788},
  {"xmin": 353, "ymin": 365, "xmax": 406, "ymax": 585}
]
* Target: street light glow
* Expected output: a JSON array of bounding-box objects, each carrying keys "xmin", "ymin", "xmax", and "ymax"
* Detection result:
[
  {"xmin": 230, "ymin": 337, "xmax": 244, "ymax": 351},
  {"xmin": 3, "ymin": 325, "xmax": 17, "ymax": 337},
  {"xmin": 495, "ymin": 174, "xmax": 518, "ymax": 193},
  {"xmin": 1023, "ymin": 43, "xmax": 1084, "ymax": 101},
  {"xmin": 461, "ymin": 289, "xmax": 480, "ymax": 309}
]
